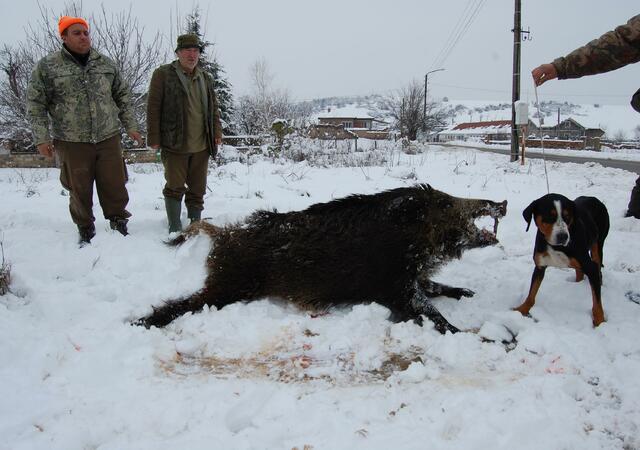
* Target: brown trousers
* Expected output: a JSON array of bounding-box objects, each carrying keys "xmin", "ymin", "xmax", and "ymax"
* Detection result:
[
  {"xmin": 161, "ymin": 149, "xmax": 209, "ymax": 212},
  {"xmin": 628, "ymin": 176, "xmax": 640, "ymax": 218},
  {"xmin": 55, "ymin": 135, "xmax": 130, "ymax": 227}
]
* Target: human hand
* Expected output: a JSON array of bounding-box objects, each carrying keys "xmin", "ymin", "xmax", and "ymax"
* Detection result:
[
  {"xmin": 37, "ymin": 142, "xmax": 54, "ymax": 158},
  {"xmin": 532, "ymin": 64, "xmax": 558, "ymax": 86},
  {"xmin": 215, "ymin": 137, "xmax": 222, "ymax": 146},
  {"xmin": 150, "ymin": 144, "xmax": 160, "ymax": 150},
  {"xmin": 127, "ymin": 130, "xmax": 144, "ymax": 147}
]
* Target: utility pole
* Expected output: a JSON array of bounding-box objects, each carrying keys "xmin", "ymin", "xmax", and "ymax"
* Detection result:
[
  {"xmin": 423, "ymin": 68, "xmax": 445, "ymax": 132},
  {"xmin": 510, "ymin": 0, "xmax": 521, "ymax": 162}
]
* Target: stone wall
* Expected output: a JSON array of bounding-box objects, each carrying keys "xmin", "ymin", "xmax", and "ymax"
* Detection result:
[{"xmin": 0, "ymin": 149, "xmax": 159, "ymax": 168}]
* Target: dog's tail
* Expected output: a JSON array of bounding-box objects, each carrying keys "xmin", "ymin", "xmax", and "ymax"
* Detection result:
[
  {"xmin": 166, "ymin": 221, "xmax": 223, "ymax": 247},
  {"xmin": 133, "ymin": 290, "xmax": 210, "ymax": 329}
]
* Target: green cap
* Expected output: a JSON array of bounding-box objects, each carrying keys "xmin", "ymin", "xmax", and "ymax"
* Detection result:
[{"xmin": 175, "ymin": 34, "xmax": 203, "ymax": 52}]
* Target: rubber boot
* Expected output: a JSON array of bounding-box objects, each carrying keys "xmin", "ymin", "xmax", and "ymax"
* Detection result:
[
  {"xmin": 165, "ymin": 198, "xmax": 183, "ymax": 233},
  {"xmin": 187, "ymin": 207, "xmax": 202, "ymax": 224}
]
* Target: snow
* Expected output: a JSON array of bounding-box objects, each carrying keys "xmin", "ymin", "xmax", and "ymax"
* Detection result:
[
  {"xmin": 315, "ymin": 105, "xmax": 376, "ymax": 120},
  {"xmin": 1, "ymin": 143, "xmax": 640, "ymax": 449}
]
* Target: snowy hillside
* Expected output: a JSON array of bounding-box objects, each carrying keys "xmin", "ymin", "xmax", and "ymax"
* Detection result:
[
  {"xmin": 1, "ymin": 142, "xmax": 640, "ymax": 449},
  {"xmin": 311, "ymin": 96, "xmax": 640, "ymax": 140}
]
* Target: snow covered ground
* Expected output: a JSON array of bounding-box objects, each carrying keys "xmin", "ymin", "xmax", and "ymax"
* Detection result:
[{"xmin": 1, "ymin": 143, "xmax": 639, "ymax": 449}]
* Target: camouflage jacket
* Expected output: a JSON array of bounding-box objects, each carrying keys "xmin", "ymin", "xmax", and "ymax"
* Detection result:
[
  {"xmin": 146, "ymin": 61, "xmax": 222, "ymax": 156},
  {"xmin": 27, "ymin": 47, "xmax": 138, "ymax": 146},
  {"xmin": 552, "ymin": 14, "xmax": 640, "ymax": 80}
]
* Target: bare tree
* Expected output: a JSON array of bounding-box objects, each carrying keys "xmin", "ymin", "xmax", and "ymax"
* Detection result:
[
  {"xmin": 384, "ymin": 79, "xmax": 447, "ymax": 141},
  {"xmin": 0, "ymin": 1, "xmax": 163, "ymax": 150},
  {"xmin": 612, "ymin": 129, "xmax": 628, "ymax": 143},
  {"xmin": 0, "ymin": 1, "xmax": 79, "ymax": 150},
  {"xmin": 384, "ymin": 80, "xmax": 424, "ymax": 141},
  {"xmin": 0, "ymin": 45, "xmax": 35, "ymax": 150},
  {"xmin": 233, "ymin": 59, "xmax": 310, "ymax": 135},
  {"xmin": 90, "ymin": 5, "xmax": 164, "ymax": 137},
  {"xmin": 249, "ymin": 58, "xmax": 274, "ymax": 98}
]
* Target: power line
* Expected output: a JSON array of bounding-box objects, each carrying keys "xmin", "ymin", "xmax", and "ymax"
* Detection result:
[
  {"xmin": 430, "ymin": 0, "xmax": 487, "ymax": 71},
  {"xmin": 439, "ymin": 0, "xmax": 487, "ymax": 68},
  {"xmin": 429, "ymin": 0, "xmax": 476, "ymax": 70},
  {"xmin": 431, "ymin": 82, "xmax": 632, "ymax": 99}
]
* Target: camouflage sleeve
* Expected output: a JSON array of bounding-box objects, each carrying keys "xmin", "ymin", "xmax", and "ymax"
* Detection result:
[
  {"xmin": 26, "ymin": 61, "xmax": 51, "ymax": 146},
  {"xmin": 553, "ymin": 14, "xmax": 640, "ymax": 80},
  {"xmin": 111, "ymin": 67, "xmax": 139, "ymax": 132}
]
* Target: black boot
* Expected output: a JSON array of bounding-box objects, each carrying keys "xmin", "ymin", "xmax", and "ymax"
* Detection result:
[
  {"xmin": 78, "ymin": 224, "xmax": 96, "ymax": 245},
  {"xmin": 187, "ymin": 207, "xmax": 202, "ymax": 224},
  {"xmin": 110, "ymin": 218, "xmax": 129, "ymax": 236}
]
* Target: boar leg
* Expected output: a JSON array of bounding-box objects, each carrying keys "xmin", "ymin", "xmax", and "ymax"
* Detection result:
[
  {"xmin": 134, "ymin": 291, "xmax": 208, "ymax": 329},
  {"xmin": 417, "ymin": 276, "xmax": 475, "ymax": 300},
  {"xmin": 390, "ymin": 292, "xmax": 460, "ymax": 334}
]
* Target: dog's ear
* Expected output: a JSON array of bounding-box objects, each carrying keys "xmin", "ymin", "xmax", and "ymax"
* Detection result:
[{"xmin": 522, "ymin": 200, "xmax": 537, "ymax": 232}]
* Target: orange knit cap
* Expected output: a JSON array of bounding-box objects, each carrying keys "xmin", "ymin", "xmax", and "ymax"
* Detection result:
[{"xmin": 58, "ymin": 16, "xmax": 89, "ymax": 36}]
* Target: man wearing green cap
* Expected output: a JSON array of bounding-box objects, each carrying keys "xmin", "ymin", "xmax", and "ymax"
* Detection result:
[{"xmin": 147, "ymin": 34, "xmax": 223, "ymax": 233}]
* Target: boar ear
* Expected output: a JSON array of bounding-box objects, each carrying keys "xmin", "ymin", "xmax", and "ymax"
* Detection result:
[{"xmin": 522, "ymin": 200, "xmax": 537, "ymax": 232}]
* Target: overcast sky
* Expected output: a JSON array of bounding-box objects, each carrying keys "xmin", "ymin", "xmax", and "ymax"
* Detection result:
[{"xmin": 2, "ymin": 1, "xmax": 638, "ymax": 106}]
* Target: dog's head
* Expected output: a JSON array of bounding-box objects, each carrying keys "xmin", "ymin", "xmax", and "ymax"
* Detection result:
[{"xmin": 523, "ymin": 194, "xmax": 575, "ymax": 246}]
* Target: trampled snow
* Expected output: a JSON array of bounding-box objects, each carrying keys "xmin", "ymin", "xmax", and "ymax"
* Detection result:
[{"xmin": 1, "ymin": 143, "xmax": 639, "ymax": 449}]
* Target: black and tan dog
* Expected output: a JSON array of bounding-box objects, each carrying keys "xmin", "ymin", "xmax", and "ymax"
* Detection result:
[
  {"xmin": 136, "ymin": 184, "xmax": 507, "ymax": 334},
  {"xmin": 515, "ymin": 193, "xmax": 610, "ymax": 326}
]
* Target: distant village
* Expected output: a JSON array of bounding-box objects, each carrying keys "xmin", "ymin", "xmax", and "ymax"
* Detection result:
[{"xmin": 2, "ymin": 96, "xmax": 639, "ymax": 168}]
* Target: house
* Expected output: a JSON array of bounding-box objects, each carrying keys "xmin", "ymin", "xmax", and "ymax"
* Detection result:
[
  {"xmin": 438, "ymin": 120, "xmax": 513, "ymax": 142},
  {"xmin": 531, "ymin": 117, "xmax": 605, "ymax": 140},
  {"xmin": 438, "ymin": 117, "xmax": 604, "ymax": 150},
  {"xmin": 316, "ymin": 106, "xmax": 390, "ymax": 140},
  {"xmin": 527, "ymin": 117, "xmax": 605, "ymax": 150}
]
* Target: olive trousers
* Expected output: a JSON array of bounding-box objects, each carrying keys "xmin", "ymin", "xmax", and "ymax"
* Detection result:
[
  {"xmin": 161, "ymin": 149, "xmax": 209, "ymax": 213},
  {"xmin": 55, "ymin": 135, "xmax": 130, "ymax": 227}
]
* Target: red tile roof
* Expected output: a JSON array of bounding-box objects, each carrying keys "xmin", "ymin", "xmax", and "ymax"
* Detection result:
[{"xmin": 452, "ymin": 120, "xmax": 511, "ymax": 130}]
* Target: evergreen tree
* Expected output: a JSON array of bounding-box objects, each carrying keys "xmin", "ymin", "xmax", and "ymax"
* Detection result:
[{"xmin": 184, "ymin": 8, "xmax": 235, "ymax": 135}]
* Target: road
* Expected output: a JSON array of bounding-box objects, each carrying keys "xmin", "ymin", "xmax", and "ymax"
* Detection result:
[{"xmin": 438, "ymin": 143, "xmax": 640, "ymax": 175}]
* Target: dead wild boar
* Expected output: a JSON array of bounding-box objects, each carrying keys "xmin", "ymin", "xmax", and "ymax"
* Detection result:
[{"xmin": 135, "ymin": 184, "xmax": 507, "ymax": 334}]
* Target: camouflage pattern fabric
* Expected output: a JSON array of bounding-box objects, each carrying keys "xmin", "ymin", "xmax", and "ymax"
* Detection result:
[
  {"xmin": 552, "ymin": 14, "xmax": 640, "ymax": 80},
  {"xmin": 27, "ymin": 47, "xmax": 138, "ymax": 146}
]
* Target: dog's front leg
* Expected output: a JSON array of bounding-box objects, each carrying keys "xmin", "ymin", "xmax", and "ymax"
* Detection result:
[
  {"xmin": 515, "ymin": 266, "xmax": 546, "ymax": 316},
  {"xmin": 582, "ymin": 259, "xmax": 605, "ymax": 327}
]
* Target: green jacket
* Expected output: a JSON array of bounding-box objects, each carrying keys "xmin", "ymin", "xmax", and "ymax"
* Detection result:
[
  {"xmin": 552, "ymin": 14, "xmax": 640, "ymax": 79},
  {"xmin": 27, "ymin": 47, "xmax": 138, "ymax": 146},
  {"xmin": 146, "ymin": 61, "xmax": 222, "ymax": 156}
]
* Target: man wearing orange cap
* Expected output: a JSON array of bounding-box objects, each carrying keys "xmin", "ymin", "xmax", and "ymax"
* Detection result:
[{"xmin": 27, "ymin": 16, "xmax": 143, "ymax": 244}]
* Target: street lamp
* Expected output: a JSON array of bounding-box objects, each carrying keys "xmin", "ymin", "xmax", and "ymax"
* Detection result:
[{"xmin": 423, "ymin": 68, "xmax": 445, "ymax": 132}]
